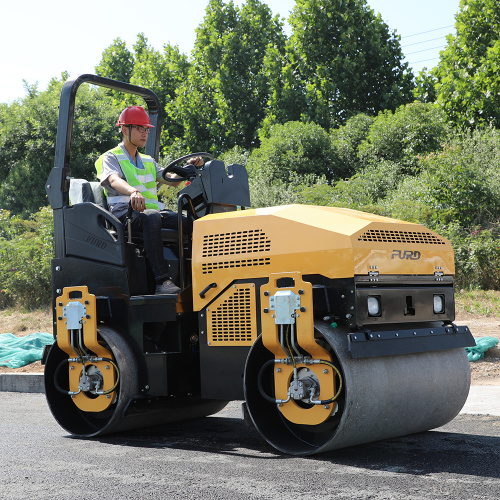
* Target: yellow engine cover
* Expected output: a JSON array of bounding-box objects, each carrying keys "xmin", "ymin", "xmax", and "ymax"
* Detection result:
[{"xmin": 191, "ymin": 204, "xmax": 454, "ymax": 311}]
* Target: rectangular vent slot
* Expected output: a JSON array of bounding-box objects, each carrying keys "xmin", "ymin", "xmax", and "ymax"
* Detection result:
[
  {"xmin": 208, "ymin": 287, "xmax": 256, "ymax": 345},
  {"xmin": 358, "ymin": 229, "xmax": 445, "ymax": 245},
  {"xmin": 202, "ymin": 229, "xmax": 271, "ymax": 257},
  {"xmin": 202, "ymin": 257, "xmax": 271, "ymax": 274}
]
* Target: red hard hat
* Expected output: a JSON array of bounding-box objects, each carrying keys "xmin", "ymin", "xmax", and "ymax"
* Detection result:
[{"xmin": 117, "ymin": 106, "xmax": 155, "ymax": 128}]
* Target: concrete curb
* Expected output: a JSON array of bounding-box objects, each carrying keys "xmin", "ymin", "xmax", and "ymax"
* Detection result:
[{"xmin": 0, "ymin": 373, "xmax": 45, "ymax": 394}]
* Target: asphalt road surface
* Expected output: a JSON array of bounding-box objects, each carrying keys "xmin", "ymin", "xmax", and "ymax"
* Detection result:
[{"xmin": 1, "ymin": 393, "xmax": 499, "ymax": 499}]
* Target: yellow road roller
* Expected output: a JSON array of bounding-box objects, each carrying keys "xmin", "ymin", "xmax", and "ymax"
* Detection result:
[{"xmin": 43, "ymin": 75, "xmax": 474, "ymax": 456}]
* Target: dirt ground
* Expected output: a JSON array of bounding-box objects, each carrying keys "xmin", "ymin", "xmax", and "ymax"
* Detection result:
[{"xmin": 1, "ymin": 309, "xmax": 499, "ymax": 385}]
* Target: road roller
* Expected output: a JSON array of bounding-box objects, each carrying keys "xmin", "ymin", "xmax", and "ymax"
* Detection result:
[{"xmin": 43, "ymin": 74, "xmax": 474, "ymax": 456}]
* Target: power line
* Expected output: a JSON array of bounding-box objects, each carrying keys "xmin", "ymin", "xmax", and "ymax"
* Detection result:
[
  {"xmin": 402, "ymin": 25, "xmax": 454, "ymax": 39},
  {"xmin": 406, "ymin": 45, "xmax": 446, "ymax": 56},
  {"xmin": 402, "ymin": 36, "xmax": 447, "ymax": 48},
  {"xmin": 408, "ymin": 57, "xmax": 440, "ymax": 65}
]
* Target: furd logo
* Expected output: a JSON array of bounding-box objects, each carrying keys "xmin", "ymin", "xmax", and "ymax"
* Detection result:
[
  {"xmin": 86, "ymin": 235, "xmax": 107, "ymax": 250},
  {"xmin": 391, "ymin": 250, "xmax": 421, "ymax": 260}
]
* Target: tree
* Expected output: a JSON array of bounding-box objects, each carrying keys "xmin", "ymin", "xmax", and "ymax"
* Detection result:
[
  {"xmin": 95, "ymin": 38, "xmax": 134, "ymax": 84},
  {"xmin": 431, "ymin": 0, "xmax": 500, "ymax": 128},
  {"xmin": 264, "ymin": 0, "xmax": 415, "ymax": 130},
  {"xmin": 0, "ymin": 76, "xmax": 118, "ymax": 215},
  {"xmin": 130, "ymin": 36, "xmax": 191, "ymax": 152},
  {"xmin": 168, "ymin": 0, "xmax": 287, "ymax": 154}
]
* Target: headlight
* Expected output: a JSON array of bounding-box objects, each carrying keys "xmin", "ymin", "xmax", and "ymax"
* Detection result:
[
  {"xmin": 433, "ymin": 294, "xmax": 445, "ymax": 314},
  {"xmin": 367, "ymin": 296, "xmax": 381, "ymax": 317}
]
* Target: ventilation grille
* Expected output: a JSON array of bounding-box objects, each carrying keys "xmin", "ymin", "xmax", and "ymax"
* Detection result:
[
  {"xmin": 358, "ymin": 229, "xmax": 446, "ymax": 245},
  {"xmin": 202, "ymin": 229, "xmax": 271, "ymax": 257},
  {"xmin": 202, "ymin": 257, "xmax": 271, "ymax": 274},
  {"xmin": 208, "ymin": 286, "xmax": 256, "ymax": 345}
]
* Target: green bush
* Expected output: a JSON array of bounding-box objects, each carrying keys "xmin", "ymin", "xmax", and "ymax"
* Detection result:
[
  {"xmin": 441, "ymin": 224, "xmax": 500, "ymax": 291},
  {"xmin": 0, "ymin": 207, "xmax": 53, "ymax": 310},
  {"xmin": 358, "ymin": 102, "xmax": 450, "ymax": 172},
  {"xmin": 220, "ymin": 146, "xmax": 251, "ymax": 168},
  {"xmin": 330, "ymin": 113, "xmax": 374, "ymax": 178},
  {"xmin": 249, "ymin": 171, "xmax": 301, "ymax": 209},
  {"xmin": 248, "ymin": 121, "xmax": 339, "ymax": 183},
  {"xmin": 329, "ymin": 160, "xmax": 407, "ymax": 212},
  {"xmin": 381, "ymin": 141, "xmax": 500, "ymax": 228}
]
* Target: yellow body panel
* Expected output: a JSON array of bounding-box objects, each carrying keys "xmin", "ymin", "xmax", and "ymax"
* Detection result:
[
  {"xmin": 192, "ymin": 204, "xmax": 454, "ymax": 311},
  {"xmin": 207, "ymin": 283, "xmax": 258, "ymax": 346},
  {"xmin": 56, "ymin": 287, "xmax": 116, "ymax": 412}
]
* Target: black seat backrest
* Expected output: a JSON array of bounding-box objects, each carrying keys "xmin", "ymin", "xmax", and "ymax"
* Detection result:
[{"xmin": 69, "ymin": 179, "xmax": 108, "ymax": 210}]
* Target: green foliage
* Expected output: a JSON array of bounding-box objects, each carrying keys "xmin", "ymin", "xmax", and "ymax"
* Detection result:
[
  {"xmin": 358, "ymin": 102, "xmax": 450, "ymax": 170},
  {"xmin": 0, "ymin": 80, "xmax": 60, "ymax": 216},
  {"xmin": 264, "ymin": 0, "xmax": 414, "ymax": 130},
  {"xmin": 430, "ymin": 0, "xmax": 500, "ymax": 128},
  {"xmin": 247, "ymin": 121, "xmax": 338, "ymax": 184},
  {"xmin": 380, "ymin": 145, "xmax": 497, "ymax": 228},
  {"xmin": 442, "ymin": 224, "xmax": 500, "ymax": 291},
  {"xmin": 220, "ymin": 146, "xmax": 251, "ymax": 167},
  {"xmin": 330, "ymin": 160, "xmax": 404, "ymax": 211},
  {"xmin": 0, "ymin": 208, "xmax": 53, "ymax": 309},
  {"xmin": 130, "ymin": 36, "xmax": 190, "ymax": 152},
  {"xmin": 330, "ymin": 113, "xmax": 374, "ymax": 177},
  {"xmin": 413, "ymin": 68, "xmax": 438, "ymax": 103},
  {"xmin": 95, "ymin": 37, "xmax": 134, "ymax": 84},
  {"xmin": 249, "ymin": 170, "xmax": 301, "ymax": 208},
  {"xmin": 0, "ymin": 77, "xmax": 119, "ymax": 215},
  {"xmin": 168, "ymin": 0, "xmax": 287, "ymax": 153},
  {"xmin": 294, "ymin": 176, "xmax": 335, "ymax": 206}
]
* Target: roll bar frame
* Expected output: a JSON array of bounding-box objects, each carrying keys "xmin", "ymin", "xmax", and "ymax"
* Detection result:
[{"xmin": 46, "ymin": 74, "xmax": 163, "ymax": 258}]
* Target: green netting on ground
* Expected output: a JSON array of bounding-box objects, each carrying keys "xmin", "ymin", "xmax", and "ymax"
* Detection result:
[
  {"xmin": 0, "ymin": 332, "xmax": 54, "ymax": 369},
  {"xmin": 466, "ymin": 337, "xmax": 499, "ymax": 362}
]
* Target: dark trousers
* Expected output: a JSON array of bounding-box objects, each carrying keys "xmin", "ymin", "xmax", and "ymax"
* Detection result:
[{"xmin": 119, "ymin": 209, "xmax": 187, "ymax": 283}]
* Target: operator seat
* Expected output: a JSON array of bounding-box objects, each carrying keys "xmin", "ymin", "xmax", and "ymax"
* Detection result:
[{"xmin": 69, "ymin": 179, "xmax": 182, "ymax": 244}]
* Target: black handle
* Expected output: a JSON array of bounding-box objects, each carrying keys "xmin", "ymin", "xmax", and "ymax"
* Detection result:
[
  {"xmin": 199, "ymin": 282, "xmax": 217, "ymax": 299},
  {"xmin": 126, "ymin": 201, "xmax": 133, "ymax": 220},
  {"xmin": 126, "ymin": 202, "xmax": 133, "ymax": 244}
]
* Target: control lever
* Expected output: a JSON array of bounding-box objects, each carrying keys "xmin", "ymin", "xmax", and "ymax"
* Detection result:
[{"xmin": 126, "ymin": 202, "xmax": 133, "ymax": 244}]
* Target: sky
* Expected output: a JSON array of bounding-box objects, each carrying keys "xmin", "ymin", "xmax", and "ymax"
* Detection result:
[{"xmin": 0, "ymin": 0, "xmax": 460, "ymax": 104}]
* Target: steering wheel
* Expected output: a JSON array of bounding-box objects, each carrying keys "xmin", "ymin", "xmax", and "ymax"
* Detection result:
[{"xmin": 162, "ymin": 152, "xmax": 215, "ymax": 182}]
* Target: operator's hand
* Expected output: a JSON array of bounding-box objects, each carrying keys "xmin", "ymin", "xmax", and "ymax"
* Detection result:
[
  {"xmin": 130, "ymin": 190, "xmax": 146, "ymax": 212},
  {"xmin": 187, "ymin": 156, "xmax": 204, "ymax": 168}
]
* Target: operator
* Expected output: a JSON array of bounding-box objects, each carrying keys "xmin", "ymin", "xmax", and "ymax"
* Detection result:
[{"xmin": 95, "ymin": 105, "xmax": 203, "ymax": 295}]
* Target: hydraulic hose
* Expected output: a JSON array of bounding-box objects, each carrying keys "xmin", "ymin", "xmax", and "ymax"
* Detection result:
[
  {"xmin": 309, "ymin": 359, "xmax": 343, "ymax": 405},
  {"xmin": 257, "ymin": 359, "xmax": 278, "ymax": 404},
  {"xmin": 53, "ymin": 359, "xmax": 70, "ymax": 395}
]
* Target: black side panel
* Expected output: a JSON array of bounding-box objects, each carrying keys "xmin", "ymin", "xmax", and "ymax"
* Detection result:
[
  {"xmin": 63, "ymin": 203, "xmax": 126, "ymax": 266},
  {"xmin": 199, "ymin": 343, "xmax": 250, "ymax": 400},
  {"xmin": 144, "ymin": 352, "xmax": 199, "ymax": 397},
  {"xmin": 52, "ymin": 257, "xmax": 131, "ymax": 299}
]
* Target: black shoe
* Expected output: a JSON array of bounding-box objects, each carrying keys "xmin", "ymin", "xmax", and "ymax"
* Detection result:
[{"xmin": 155, "ymin": 280, "xmax": 181, "ymax": 295}]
